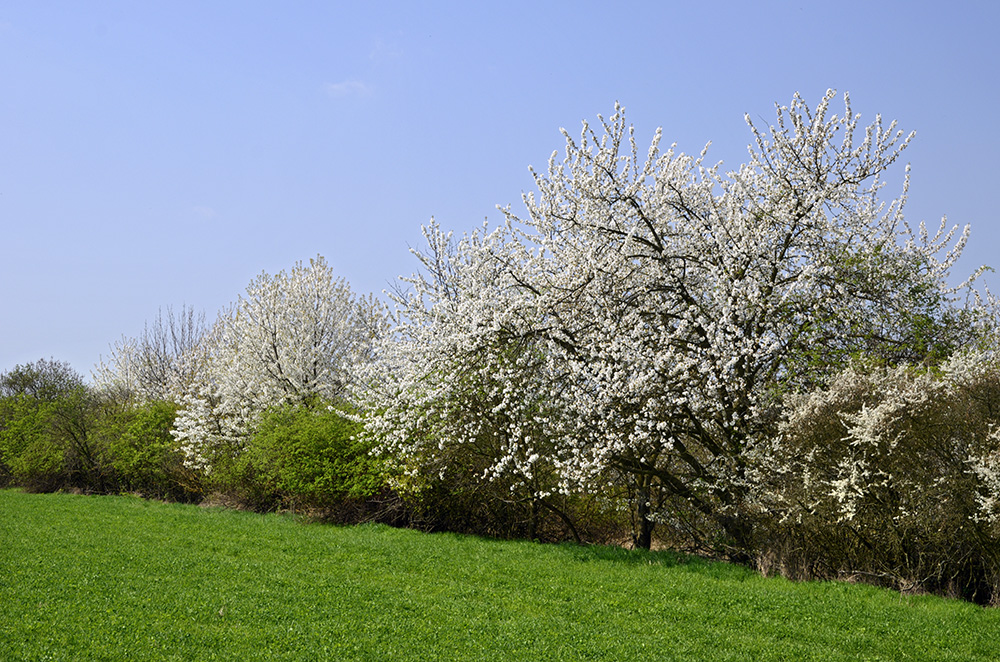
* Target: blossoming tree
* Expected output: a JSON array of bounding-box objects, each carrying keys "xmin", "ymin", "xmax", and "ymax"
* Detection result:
[
  {"xmin": 173, "ymin": 256, "xmax": 380, "ymax": 470},
  {"xmin": 363, "ymin": 91, "xmax": 989, "ymax": 551}
]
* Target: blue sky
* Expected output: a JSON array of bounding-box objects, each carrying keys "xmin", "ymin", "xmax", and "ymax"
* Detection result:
[{"xmin": 2, "ymin": 1, "xmax": 998, "ymax": 376}]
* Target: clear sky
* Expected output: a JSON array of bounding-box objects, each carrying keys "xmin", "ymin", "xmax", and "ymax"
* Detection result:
[{"xmin": 2, "ymin": 1, "xmax": 998, "ymax": 377}]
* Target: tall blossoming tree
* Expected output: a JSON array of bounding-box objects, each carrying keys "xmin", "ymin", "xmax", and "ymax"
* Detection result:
[
  {"xmin": 362, "ymin": 91, "xmax": 990, "ymax": 551},
  {"xmin": 173, "ymin": 256, "xmax": 381, "ymax": 470}
]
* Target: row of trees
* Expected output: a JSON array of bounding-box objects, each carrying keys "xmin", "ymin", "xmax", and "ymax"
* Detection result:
[
  {"xmin": 1, "ymin": 258, "xmax": 384, "ymax": 513},
  {"xmin": 3, "ymin": 90, "xmax": 1000, "ymax": 603}
]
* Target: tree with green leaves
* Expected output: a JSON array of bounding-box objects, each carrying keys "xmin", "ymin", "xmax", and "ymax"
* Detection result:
[{"xmin": 0, "ymin": 359, "xmax": 101, "ymax": 491}]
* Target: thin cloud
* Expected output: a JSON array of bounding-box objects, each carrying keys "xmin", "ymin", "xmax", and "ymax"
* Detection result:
[
  {"xmin": 325, "ymin": 80, "xmax": 373, "ymax": 98},
  {"xmin": 369, "ymin": 37, "xmax": 402, "ymax": 64},
  {"xmin": 192, "ymin": 206, "xmax": 217, "ymax": 220}
]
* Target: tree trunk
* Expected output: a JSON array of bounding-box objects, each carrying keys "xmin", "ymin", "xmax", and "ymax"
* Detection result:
[
  {"xmin": 716, "ymin": 513, "xmax": 754, "ymax": 563},
  {"xmin": 633, "ymin": 478, "xmax": 655, "ymax": 550},
  {"xmin": 528, "ymin": 498, "xmax": 539, "ymax": 540}
]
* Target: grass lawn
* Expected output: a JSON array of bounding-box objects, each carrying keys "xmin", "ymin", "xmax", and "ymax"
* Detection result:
[{"xmin": 1, "ymin": 489, "xmax": 997, "ymax": 661}]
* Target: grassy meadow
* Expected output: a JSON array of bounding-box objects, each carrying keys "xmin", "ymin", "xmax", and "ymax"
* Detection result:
[{"xmin": 1, "ymin": 489, "xmax": 998, "ymax": 661}]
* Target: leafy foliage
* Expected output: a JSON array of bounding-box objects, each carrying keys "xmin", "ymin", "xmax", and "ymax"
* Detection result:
[
  {"xmin": 93, "ymin": 400, "xmax": 199, "ymax": 501},
  {"xmin": 236, "ymin": 401, "xmax": 384, "ymax": 511},
  {"xmin": 0, "ymin": 359, "xmax": 102, "ymax": 491}
]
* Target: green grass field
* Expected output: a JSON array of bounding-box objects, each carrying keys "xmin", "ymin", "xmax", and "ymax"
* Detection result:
[{"xmin": 1, "ymin": 489, "xmax": 998, "ymax": 661}]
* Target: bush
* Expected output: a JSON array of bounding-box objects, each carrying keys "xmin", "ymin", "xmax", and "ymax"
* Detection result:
[
  {"xmin": 761, "ymin": 351, "xmax": 1000, "ymax": 604},
  {"xmin": 224, "ymin": 401, "xmax": 385, "ymax": 514},
  {"xmin": 95, "ymin": 400, "xmax": 200, "ymax": 501},
  {"xmin": 0, "ymin": 359, "xmax": 103, "ymax": 492},
  {"xmin": 0, "ymin": 398, "xmax": 66, "ymax": 491},
  {"xmin": 1, "ymin": 360, "xmax": 203, "ymax": 499}
]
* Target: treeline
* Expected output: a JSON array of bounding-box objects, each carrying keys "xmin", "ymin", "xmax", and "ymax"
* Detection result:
[
  {"xmin": 5, "ymin": 91, "xmax": 1000, "ymax": 605},
  {"xmin": 0, "ymin": 357, "xmax": 378, "ymax": 512}
]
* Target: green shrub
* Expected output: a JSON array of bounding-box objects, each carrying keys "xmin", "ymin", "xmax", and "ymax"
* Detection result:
[
  {"xmin": 236, "ymin": 401, "xmax": 384, "ymax": 513},
  {"xmin": 95, "ymin": 400, "xmax": 200, "ymax": 501},
  {"xmin": 2, "ymin": 361, "xmax": 201, "ymax": 499},
  {"xmin": 0, "ymin": 360, "xmax": 100, "ymax": 492},
  {"xmin": 0, "ymin": 398, "xmax": 65, "ymax": 490}
]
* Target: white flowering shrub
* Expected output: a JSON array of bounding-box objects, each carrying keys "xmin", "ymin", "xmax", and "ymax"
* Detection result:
[
  {"xmin": 172, "ymin": 256, "xmax": 381, "ymax": 473},
  {"xmin": 362, "ymin": 90, "xmax": 990, "ymax": 552},
  {"xmin": 771, "ymin": 350, "xmax": 1000, "ymax": 602}
]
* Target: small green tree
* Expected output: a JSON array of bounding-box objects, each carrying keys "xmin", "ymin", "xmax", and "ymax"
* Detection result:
[
  {"xmin": 233, "ymin": 401, "xmax": 383, "ymax": 513},
  {"xmin": 0, "ymin": 359, "xmax": 102, "ymax": 491}
]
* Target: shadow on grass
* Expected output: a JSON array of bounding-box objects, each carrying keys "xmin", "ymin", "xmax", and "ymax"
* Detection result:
[{"xmin": 563, "ymin": 542, "xmax": 757, "ymax": 579}]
